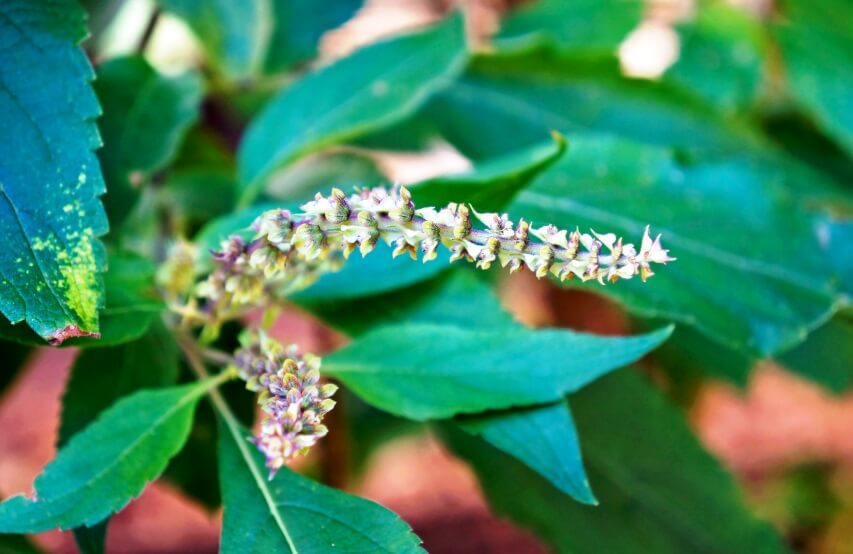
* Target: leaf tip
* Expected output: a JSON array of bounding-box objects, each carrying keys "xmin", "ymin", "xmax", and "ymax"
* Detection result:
[{"xmin": 48, "ymin": 325, "xmax": 100, "ymax": 346}]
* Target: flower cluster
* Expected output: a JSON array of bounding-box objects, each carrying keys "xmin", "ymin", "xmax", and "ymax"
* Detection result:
[
  {"xmin": 195, "ymin": 186, "xmax": 673, "ymax": 330},
  {"xmin": 233, "ymin": 330, "xmax": 337, "ymax": 478}
]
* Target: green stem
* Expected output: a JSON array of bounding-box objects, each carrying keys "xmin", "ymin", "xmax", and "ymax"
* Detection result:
[{"xmin": 177, "ymin": 335, "xmax": 300, "ymax": 554}]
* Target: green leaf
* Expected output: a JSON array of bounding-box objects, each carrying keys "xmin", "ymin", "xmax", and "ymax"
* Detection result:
[
  {"xmin": 775, "ymin": 0, "xmax": 853, "ymax": 156},
  {"xmin": 0, "ymin": 0, "xmax": 108, "ymax": 344},
  {"xmin": 0, "ymin": 340, "xmax": 30, "ymax": 397},
  {"xmin": 59, "ymin": 321, "xmax": 179, "ymax": 445},
  {"xmin": 495, "ymin": 0, "xmax": 643, "ymax": 54},
  {"xmin": 0, "ymin": 533, "xmax": 42, "ymax": 554},
  {"xmin": 443, "ymin": 370, "xmax": 787, "ymax": 554},
  {"xmin": 509, "ymin": 135, "xmax": 841, "ymax": 355},
  {"xmin": 0, "ymin": 379, "xmax": 219, "ymax": 532},
  {"xmin": 237, "ymin": 13, "xmax": 467, "ymax": 204},
  {"xmin": 424, "ymin": 46, "xmax": 758, "ymax": 160},
  {"xmin": 665, "ymin": 3, "xmax": 765, "ymax": 113},
  {"xmin": 156, "ymin": 0, "xmax": 270, "ymax": 80},
  {"xmin": 409, "ymin": 133, "xmax": 566, "ymax": 211},
  {"xmin": 300, "ymin": 270, "xmax": 515, "ymax": 336},
  {"xmin": 59, "ymin": 322, "xmax": 178, "ymax": 553},
  {"xmin": 95, "ymin": 56, "xmax": 203, "ymax": 227},
  {"xmin": 458, "ymin": 400, "xmax": 596, "ymax": 505},
  {"xmin": 778, "ymin": 315, "xmax": 853, "ymax": 393},
  {"xmin": 304, "ymin": 270, "xmax": 598, "ymax": 503},
  {"xmin": 264, "ymin": 151, "xmax": 385, "ymax": 204},
  {"xmin": 72, "ymin": 522, "xmax": 107, "ymax": 554},
  {"xmin": 263, "ymin": 0, "xmax": 364, "ymax": 73},
  {"xmin": 218, "ymin": 420, "xmax": 424, "ymax": 553},
  {"xmin": 161, "ymin": 168, "xmax": 236, "ymax": 225},
  {"xmin": 0, "ymin": 252, "xmax": 163, "ymax": 348},
  {"xmin": 323, "ymin": 322, "xmax": 672, "ymax": 420}
]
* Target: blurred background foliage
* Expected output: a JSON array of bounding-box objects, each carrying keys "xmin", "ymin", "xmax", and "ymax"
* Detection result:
[{"xmin": 1, "ymin": 0, "xmax": 851, "ymax": 552}]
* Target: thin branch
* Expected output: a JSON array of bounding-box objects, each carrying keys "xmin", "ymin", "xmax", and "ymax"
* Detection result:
[
  {"xmin": 137, "ymin": 8, "xmax": 162, "ymax": 54},
  {"xmin": 177, "ymin": 335, "xmax": 300, "ymax": 553}
]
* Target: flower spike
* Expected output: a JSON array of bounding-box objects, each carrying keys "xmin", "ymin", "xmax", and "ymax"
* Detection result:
[{"xmin": 192, "ymin": 185, "xmax": 674, "ymax": 332}]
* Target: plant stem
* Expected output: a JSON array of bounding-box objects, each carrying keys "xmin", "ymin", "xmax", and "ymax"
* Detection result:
[
  {"xmin": 177, "ymin": 335, "xmax": 300, "ymax": 553},
  {"xmin": 137, "ymin": 8, "xmax": 161, "ymax": 54}
]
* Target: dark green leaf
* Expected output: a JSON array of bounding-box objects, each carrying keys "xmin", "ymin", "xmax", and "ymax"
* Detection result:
[
  {"xmin": 425, "ymin": 46, "xmax": 758, "ymax": 160},
  {"xmin": 0, "ymin": 340, "xmax": 30, "ymax": 396},
  {"xmin": 305, "ymin": 270, "xmax": 599, "ymax": 503},
  {"xmin": 237, "ymin": 13, "xmax": 467, "ymax": 204},
  {"xmin": 666, "ymin": 3, "xmax": 765, "ymax": 112},
  {"xmin": 156, "ymin": 0, "xmax": 270, "ymax": 80},
  {"xmin": 509, "ymin": 135, "xmax": 841, "ymax": 355},
  {"xmin": 0, "ymin": 252, "xmax": 163, "ymax": 348},
  {"xmin": 59, "ymin": 320, "xmax": 179, "ymax": 445},
  {"xmin": 72, "ymin": 522, "xmax": 107, "ymax": 554},
  {"xmin": 458, "ymin": 400, "xmax": 596, "ymax": 505},
  {"xmin": 409, "ymin": 133, "xmax": 566, "ymax": 211},
  {"xmin": 0, "ymin": 379, "xmax": 218, "ymax": 532},
  {"xmin": 264, "ymin": 151, "xmax": 385, "ymax": 204},
  {"xmin": 323, "ymin": 323, "xmax": 672, "ymax": 420},
  {"xmin": 263, "ymin": 0, "xmax": 364, "ymax": 73},
  {"xmin": 161, "ymin": 168, "xmax": 236, "ymax": 225},
  {"xmin": 0, "ymin": 533, "xmax": 42, "ymax": 554},
  {"xmin": 95, "ymin": 55, "xmax": 203, "ymax": 227},
  {"xmin": 778, "ymin": 315, "xmax": 853, "ymax": 393},
  {"xmin": 443, "ymin": 370, "xmax": 786, "ymax": 553},
  {"xmin": 300, "ymin": 270, "xmax": 514, "ymax": 336},
  {"xmin": 0, "ymin": 0, "xmax": 108, "ymax": 344},
  {"xmin": 775, "ymin": 0, "xmax": 853, "ymax": 156},
  {"xmin": 495, "ymin": 0, "xmax": 643, "ymax": 54},
  {"xmin": 218, "ymin": 420, "xmax": 424, "ymax": 553}
]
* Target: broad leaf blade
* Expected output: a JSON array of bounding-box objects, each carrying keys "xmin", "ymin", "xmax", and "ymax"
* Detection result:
[
  {"xmin": 95, "ymin": 56, "xmax": 203, "ymax": 227},
  {"xmin": 509, "ymin": 136, "xmax": 840, "ymax": 355},
  {"xmin": 324, "ymin": 322, "xmax": 672, "ymax": 420},
  {"xmin": 444, "ymin": 371, "xmax": 787, "ymax": 553},
  {"xmin": 0, "ymin": 0, "xmax": 108, "ymax": 344},
  {"xmin": 218, "ymin": 421, "xmax": 424, "ymax": 553},
  {"xmin": 458, "ymin": 400, "xmax": 596, "ymax": 505},
  {"xmin": 305, "ymin": 270, "xmax": 599, "ymax": 503},
  {"xmin": 237, "ymin": 13, "xmax": 467, "ymax": 204},
  {"xmin": 0, "ymin": 380, "xmax": 215, "ymax": 532}
]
